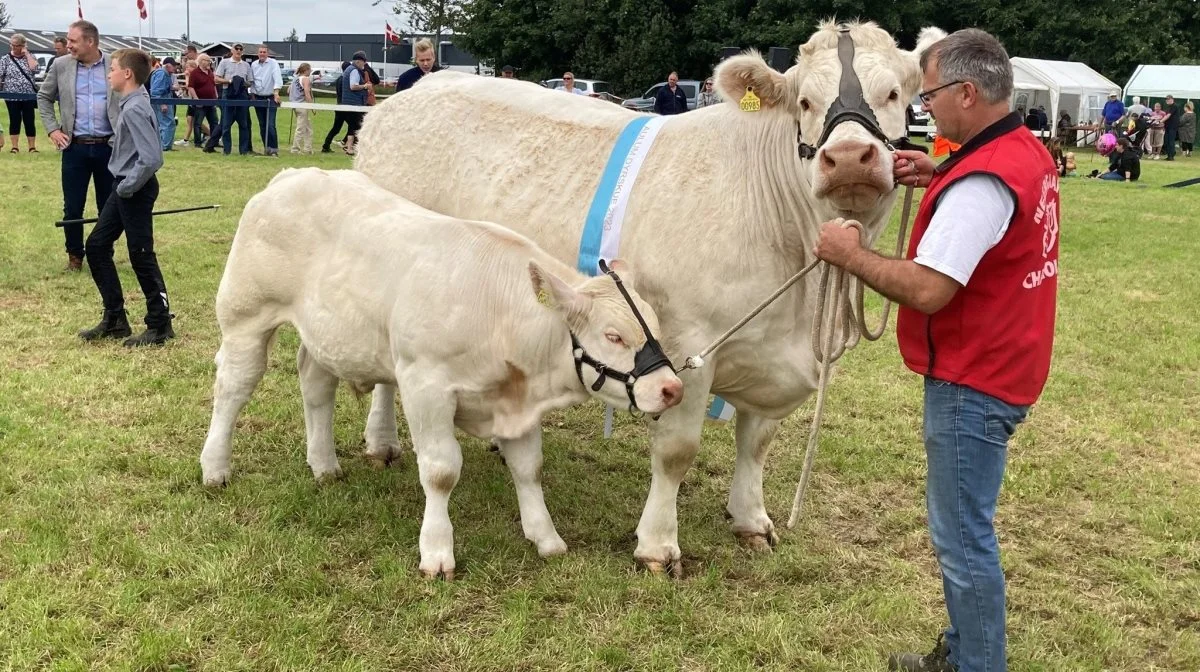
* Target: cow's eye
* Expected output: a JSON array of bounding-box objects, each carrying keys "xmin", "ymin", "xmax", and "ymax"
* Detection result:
[
  {"xmin": 605, "ymin": 331, "xmax": 625, "ymax": 346},
  {"xmin": 800, "ymin": 98, "xmax": 812, "ymax": 112},
  {"xmin": 888, "ymin": 90, "xmax": 900, "ymax": 101}
]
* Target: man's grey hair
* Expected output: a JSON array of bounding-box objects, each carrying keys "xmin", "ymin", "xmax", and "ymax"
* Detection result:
[{"xmin": 919, "ymin": 28, "xmax": 1013, "ymax": 104}]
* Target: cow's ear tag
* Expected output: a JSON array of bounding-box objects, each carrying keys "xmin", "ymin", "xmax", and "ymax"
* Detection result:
[
  {"xmin": 740, "ymin": 87, "xmax": 761, "ymax": 112},
  {"xmin": 536, "ymin": 287, "xmax": 552, "ymax": 307}
]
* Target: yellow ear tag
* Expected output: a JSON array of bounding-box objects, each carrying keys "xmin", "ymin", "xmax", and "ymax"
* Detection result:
[
  {"xmin": 739, "ymin": 87, "xmax": 761, "ymax": 112},
  {"xmin": 536, "ymin": 287, "xmax": 552, "ymax": 307}
]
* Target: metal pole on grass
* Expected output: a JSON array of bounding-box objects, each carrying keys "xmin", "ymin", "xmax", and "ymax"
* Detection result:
[{"xmin": 55, "ymin": 204, "xmax": 221, "ymax": 227}]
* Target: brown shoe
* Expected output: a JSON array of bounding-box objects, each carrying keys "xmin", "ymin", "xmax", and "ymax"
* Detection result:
[{"xmin": 66, "ymin": 254, "xmax": 84, "ymax": 272}]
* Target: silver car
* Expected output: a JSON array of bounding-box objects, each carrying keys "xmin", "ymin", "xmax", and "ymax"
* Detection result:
[{"xmin": 621, "ymin": 79, "xmax": 703, "ymax": 113}]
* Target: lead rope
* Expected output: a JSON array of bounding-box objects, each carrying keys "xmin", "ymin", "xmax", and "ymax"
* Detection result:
[
  {"xmin": 786, "ymin": 184, "xmax": 914, "ymax": 528},
  {"xmin": 672, "ymin": 185, "xmax": 915, "ymax": 527}
]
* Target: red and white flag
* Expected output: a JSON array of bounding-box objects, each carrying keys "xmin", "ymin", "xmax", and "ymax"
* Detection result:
[
  {"xmin": 77, "ymin": 0, "xmax": 84, "ymax": 19},
  {"xmin": 136, "ymin": 0, "xmax": 147, "ymax": 20},
  {"xmin": 385, "ymin": 22, "xmax": 399, "ymax": 44}
]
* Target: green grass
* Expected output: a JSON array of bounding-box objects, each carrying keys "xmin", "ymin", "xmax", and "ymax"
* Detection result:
[{"xmin": 1, "ymin": 112, "xmax": 1198, "ymax": 671}]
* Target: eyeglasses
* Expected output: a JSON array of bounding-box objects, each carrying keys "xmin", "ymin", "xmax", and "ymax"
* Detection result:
[
  {"xmin": 563, "ymin": 77, "xmax": 573, "ymax": 81},
  {"xmin": 917, "ymin": 80, "xmax": 964, "ymax": 105},
  {"xmin": 704, "ymin": 82, "xmax": 713, "ymax": 86}
]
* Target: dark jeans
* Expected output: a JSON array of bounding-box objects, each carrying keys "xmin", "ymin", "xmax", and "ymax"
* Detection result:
[
  {"xmin": 5, "ymin": 99, "xmax": 36, "ymax": 136},
  {"xmin": 252, "ymin": 97, "xmax": 278, "ymax": 151},
  {"xmin": 193, "ymin": 105, "xmax": 218, "ymax": 144},
  {"xmin": 208, "ymin": 100, "xmax": 251, "ymax": 155},
  {"xmin": 61, "ymin": 141, "xmax": 115, "ymax": 257},
  {"xmin": 1163, "ymin": 126, "xmax": 1178, "ymax": 159},
  {"xmin": 85, "ymin": 176, "xmax": 170, "ymax": 328},
  {"xmin": 323, "ymin": 111, "xmax": 350, "ymax": 149},
  {"xmin": 924, "ymin": 378, "xmax": 1029, "ymax": 672}
]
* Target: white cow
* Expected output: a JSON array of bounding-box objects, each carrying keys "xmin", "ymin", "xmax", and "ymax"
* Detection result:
[
  {"xmin": 355, "ymin": 21, "xmax": 946, "ymax": 574},
  {"xmin": 200, "ymin": 168, "xmax": 683, "ymax": 579}
]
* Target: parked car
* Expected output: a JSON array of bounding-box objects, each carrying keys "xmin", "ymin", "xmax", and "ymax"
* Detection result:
[
  {"xmin": 907, "ymin": 94, "xmax": 933, "ymax": 135},
  {"xmin": 621, "ymin": 79, "xmax": 704, "ymax": 113},
  {"xmin": 280, "ymin": 67, "xmax": 295, "ymax": 87},
  {"xmin": 541, "ymin": 78, "xmax": 622, "ymax": 104}
]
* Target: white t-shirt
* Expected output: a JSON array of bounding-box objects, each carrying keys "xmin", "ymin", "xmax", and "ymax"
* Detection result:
[{"xmin": 914, "ymin": 173, "xmax": 1016, "ymax": 286}]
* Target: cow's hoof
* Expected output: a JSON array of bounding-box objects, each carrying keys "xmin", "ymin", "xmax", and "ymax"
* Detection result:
[
  {"xmin": 641, "ymin": 558, "xmax": 684, "ymax": 579},
  {"xmin": 735, "ymin": 527, "xmax": 779, "ymax": 552},
  {"xmin": 201, "ymin": 467, "xmax": 231, "ymax": 487},
  {"xmin": 364, "ymin": 437, "xmax": 404, "ymax": 468},
  {"xmin": 420, "ymin": 565, "xmax": 455, "ymax": 581},
  {"xmin": 536, "ymin": 536, "xmax": 568, "ymax": 558},
  {"xmin": 312, "ymin": 466, "xmax": 344, "ymax": 485}
]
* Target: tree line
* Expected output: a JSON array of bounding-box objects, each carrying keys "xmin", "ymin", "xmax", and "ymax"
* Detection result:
[{"xmin": 433, "ymin": 0, "xmax": 1200, "ymax": 97}]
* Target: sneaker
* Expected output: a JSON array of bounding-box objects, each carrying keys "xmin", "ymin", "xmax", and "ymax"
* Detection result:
[
  {"xmin": 321, "ymin": 147, "xmax": 333, "ymax": 153},
  {"xmin": 888, "ymin": 634, "xmax": 956, "ymax": 671},
  {"xmin": 174, "ymin": 139, "xmax": 189, "ymax": 146},
  {"xmin": 123, "ymin": 323, "xmax": 176, "ymax": 347}
]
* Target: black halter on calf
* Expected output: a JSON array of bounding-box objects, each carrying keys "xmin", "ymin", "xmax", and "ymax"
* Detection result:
[
  {"xmin": 797, "ymin": 27, "xmax": 928, "ymax": 161},
  {"xmin": 570, "ymin": 260, "xmax": 675, "ymax": 413}
]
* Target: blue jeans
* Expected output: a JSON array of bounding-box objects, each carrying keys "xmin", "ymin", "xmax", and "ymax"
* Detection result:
[
  {"xmin": 924, "ymin": 378, "xmax": 1028, "ymax": 672},
  {"xmin": 61, "ymin": 141, "xmax": 115, "ymax": 257},
  {"xmin": 156, "ymin": 105, "xmax": 176, "ymax": 150},
  {"xmin": 1098, "ymin": 171, "xmax": 1126, "ymax": 181},
  {"xmin": 252, "ymin": 97, "xmax": 278, "ymax": 152}
]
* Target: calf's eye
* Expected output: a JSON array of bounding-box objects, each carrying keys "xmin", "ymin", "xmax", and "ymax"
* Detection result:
[
  {"xmin": 606, "ymin": 332, "xmax": 625, "ymax": 346},
  {"xmin": 800, "ymin": 98, "xmax": 812, "ymax": 112},
  {"xmin": 888, "ymin": 90, "xmax": 900, "ymax": 101}
]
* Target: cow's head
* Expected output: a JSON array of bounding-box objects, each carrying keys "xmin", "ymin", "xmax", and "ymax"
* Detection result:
[
  {"xmin": 529, "ymin": 259, "xmax": 683, "ymax": 414},
  {"xmin": 715, "ymin": 21, "xmax": 946, "ymax": 213}
]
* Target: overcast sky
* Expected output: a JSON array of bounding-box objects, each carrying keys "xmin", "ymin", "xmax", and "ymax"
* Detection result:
[{"xmin": 4, "ymin": 0, "xmax": 409, "ymax": 45}]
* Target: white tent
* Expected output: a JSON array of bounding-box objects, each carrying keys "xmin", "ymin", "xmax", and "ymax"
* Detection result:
[
  {"xmin": 1010, "ymin": 57, "xmax": 1121, "ymax": 138},
  {"xmin": 1124, "ymin": 64, "xmax": 1200, "ymax": 102}
]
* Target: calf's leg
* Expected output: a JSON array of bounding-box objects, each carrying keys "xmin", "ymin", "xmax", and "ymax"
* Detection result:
[
  {"xmin": 496, "ymin": 428, "xmax": 567, "ymax": 557},
  {"xmin": 297, "ymin": 344, "xmax": 343, "ymax": 482},
  {"xmin": 200, "ymin": 331, "xmax": 274, "ymax": 486},
  {"xmin": 364, "ymin": 384, "xmax": 405, "ymax": 468},
  {"xmin": 398, "ymin": 371, "xmax": 462, "ymax": 580}
]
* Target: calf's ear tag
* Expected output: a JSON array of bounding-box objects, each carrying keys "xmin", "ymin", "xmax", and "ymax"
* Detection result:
[
  {"xmin": 740, "ymin": 87, "xmax": 761, "ymax": 112},
  {"xmin": 536, "ymin": 287, "xmax": 552, "ymax": 307}
]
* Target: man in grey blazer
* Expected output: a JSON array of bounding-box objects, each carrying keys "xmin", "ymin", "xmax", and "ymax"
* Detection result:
[{"xmin": 38, "ymin": 20, "xmax": 121, "ymax": 271}]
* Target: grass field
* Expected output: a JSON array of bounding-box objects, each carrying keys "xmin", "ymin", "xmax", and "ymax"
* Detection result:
[{"xmin": 1, "ymin": 110, "xmax": 1198, "ymax": 671}]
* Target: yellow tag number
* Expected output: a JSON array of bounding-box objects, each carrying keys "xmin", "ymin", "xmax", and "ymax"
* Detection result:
[{"xmin": 739, "ymin": 88, "xmax": 761, "ymax": 112}]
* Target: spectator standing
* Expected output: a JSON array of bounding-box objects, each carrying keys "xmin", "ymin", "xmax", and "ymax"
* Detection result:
[
  {"xmin": 1161, "ymin": 94, "xmax": 1180, "ymax": 161},
  {"xmin": 47, "ymin": 37, "xmax": 69, "ymax": 72},
  {"xmin": 148, "ymin": 56, "xmax": 179, "ymax": 150},
  {"xmin": 1, "ymin": 33, "xmax": 40, "ymax": 153},
  {"xmin": 559, "ymin": 71, "xmax": 587, "ymax": 95},
  {"xmin": 187, "ymin": 55, "xmax": 218, "ymax": 147},
  {"xmin": 321, "ymin": 60, "xmax": 351, "ymax": 153},
  {"xmin": 695, "ymin": 78, "xmax": 719, "ymax": 108},
  {"xmin": 206, "ymin": 43, "xmax": 252, "ymax": 155},
  {"xmin": 654, "ymin": 72, "xmax": 688, "ymax": 115},
  {"xmin": 340, "ymin": 52, "xmax": 371, "ymax": 155},
  {"xmin": 37, "ymin": 20, "xmax": 120, "ymax": 271},
  {"xmin": 395, "ymin": 38, "xmax": 440, "ymax": 93},
  {"xmin": 1178, "ymin": 101, "xmax": 1195, "ymax": 157},
  {"xmin": 500, "ymin": 65, "xmax": 515, "ymax": 78},
  {"xmin": 250, "ymin": 45, "xmax": 283, "ymax": 157},
  {"xmin": 288, "ymin": 62, "xmax": 314, "ymax": 154},
  {"xmin": 1101, "ymin": 92, "xmax": 1124, "ymax": 131}
]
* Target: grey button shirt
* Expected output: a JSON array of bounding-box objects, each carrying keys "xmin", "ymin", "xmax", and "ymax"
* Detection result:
[{"xmin": 108, "ymin": 89, "xmax": 164, "ymax": 197}]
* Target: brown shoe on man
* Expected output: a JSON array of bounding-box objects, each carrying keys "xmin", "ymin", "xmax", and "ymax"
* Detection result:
[{"xmin": 66, "ymin": 254, "xmax": 84, "ymax": 272}]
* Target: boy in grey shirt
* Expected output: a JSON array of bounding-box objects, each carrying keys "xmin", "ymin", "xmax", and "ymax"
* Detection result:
[{"xmin": 79, "ymin": 48, "xmax": 174, "ymax": 347}]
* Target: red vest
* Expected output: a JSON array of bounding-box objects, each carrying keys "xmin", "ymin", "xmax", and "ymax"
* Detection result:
[{"xmin": 897, "ymin": 114, "xmax": 1059, "ymax": 406}]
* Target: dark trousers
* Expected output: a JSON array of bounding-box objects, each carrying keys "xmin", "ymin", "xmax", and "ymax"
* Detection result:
[
  {"xmin": 193, "ymin": 105, "xmax": 219, "ymax": 144},
  {"xmin": 208, "ymin": 100, "xmax": 251, "ymax": 155},
  {"xmin": 5, "ymin": 99, "xmax": 36, "ymax": 136},
  {"xmin": 1183, "ymin": 140, "xmax": 1194, "ymax": 152},
  {"xmin": 252, "ymin": 97, "xmax": 278, "ymax": 151},
  {"xmin": 61, "ymin": 141, "xmax": 115, "ymax": 257},
  {"xmin": 86, "ymin": 176, "xmax": 170, "ymax": 328},
  {"xmin": 1164, "ymin": 126, "xmax": 1178, "ymax": 159},
  {"xmin": 323, "ymin": 111, "xmax": 350, "ymax": 149}
]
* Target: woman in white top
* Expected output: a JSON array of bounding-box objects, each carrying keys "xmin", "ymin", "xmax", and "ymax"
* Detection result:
[{"xmin": 289, "ymin": 63, "xmax": 315, "ymax": 154}]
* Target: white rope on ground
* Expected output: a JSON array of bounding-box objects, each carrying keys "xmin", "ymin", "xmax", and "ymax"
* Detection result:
[{"xmin": 673, "ymin": 186, "xmax": 915, "ymax": 529}]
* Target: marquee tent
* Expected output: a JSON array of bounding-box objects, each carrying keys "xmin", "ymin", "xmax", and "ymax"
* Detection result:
[
  {"xmin": 1124, "ymin": 64, "xmax": 1200, "ymax": 102},
  {"xmin": 1010, "ymin": 57, "xmax": 1121, "ymax": 137}
]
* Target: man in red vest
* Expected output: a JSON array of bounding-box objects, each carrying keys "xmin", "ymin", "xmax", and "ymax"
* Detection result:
[{"xmin": 815, "ymin": 29, "xmax": 1059, "ymax": 672}]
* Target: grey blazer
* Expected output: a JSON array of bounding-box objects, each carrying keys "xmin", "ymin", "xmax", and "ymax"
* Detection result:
[{"xmin": 37, "ymin": 53, "xmax": 121, "ymax": 140}]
